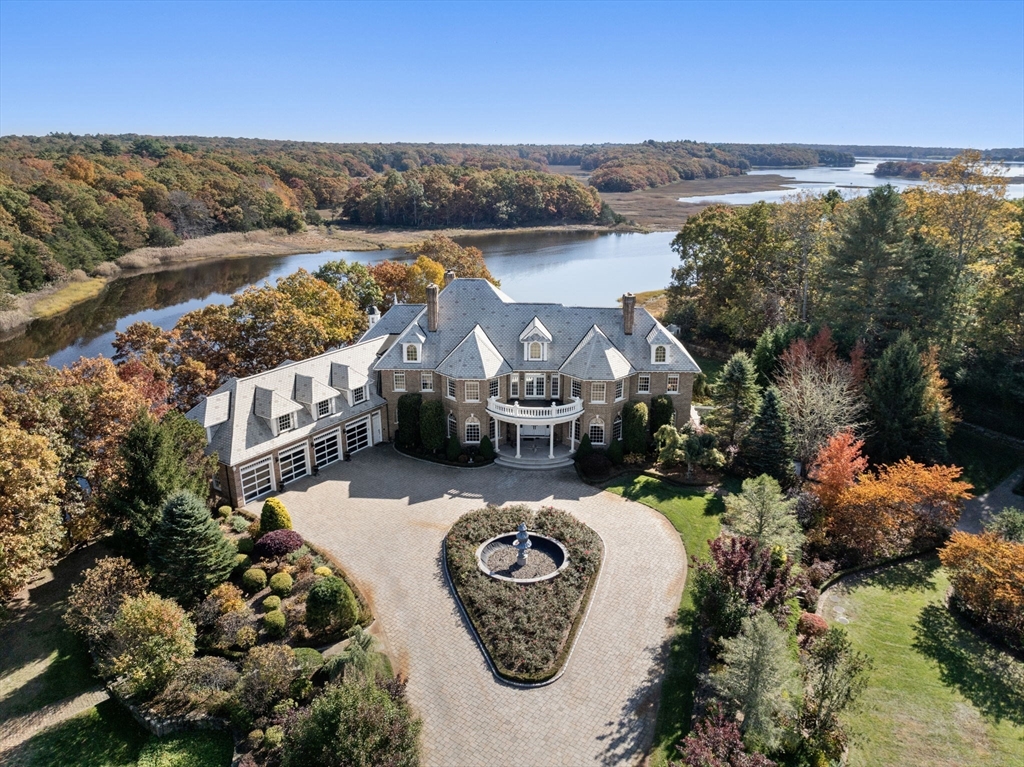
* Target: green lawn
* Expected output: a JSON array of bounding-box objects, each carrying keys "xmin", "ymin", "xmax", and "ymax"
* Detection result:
[
  {"xmin": 947, "ymin": 426, "xmax": 1024, "ymax": 495},
  {"xmin": 691, "ymin": 353, "xmax": 726, "ymax": 385},
  {"xmin": 604, "ymin": 474, "xmax": 732, "ymax": 767},
  {"xmin": 4, "ymin": 699, "xmax": 233, "ymax": 767},
  {"xmin": 833, "ymin": 556, "xmax": 1024, "ymax": 767}
]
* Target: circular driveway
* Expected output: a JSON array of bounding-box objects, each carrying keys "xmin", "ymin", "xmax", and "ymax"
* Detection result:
[{"xmin": 272, "ymin": 446, "xmax": 687, "ymax": 767}]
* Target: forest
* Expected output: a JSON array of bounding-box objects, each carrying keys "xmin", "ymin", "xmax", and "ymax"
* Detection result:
[{"xmin": 873, "ymin": 160, "xmax": 936, "ymax": 179}]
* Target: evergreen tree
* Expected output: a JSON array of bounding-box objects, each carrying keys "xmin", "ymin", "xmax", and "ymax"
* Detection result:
[
  {"xmin": 915, "ymin": 402, "xmax": 950, "ymax": 465},
  {"xmin": 707, "ymin": 352, "xmax": 760, "ymax": 447},
  {"xmin": 396, "ymin": 393, "xmax": 422, "ymax": 450},
  {"xmin": 865, "ymin": 332, "xmax": 927, "ymax": 463},
  {"xmin": 149, "ymin": 490, "xmax": 235, "ymax": 605},
  {"xmin": 739, "ymin": 387, "xmax": 795, "ymax": 487},
  {"xmin": 419, "ymin": 400, "xmax": 446, "ymax": 452},
  {"xmin": 725, "ymin": 475, "xmax": 804, "ymax": 556},
  {"xmin": 107, "ymin": 410, "xmax": 215, "ymax": 545},
  {"xmin": 622, "ymin": 400, "xmax": 649, "ymax": 454}
]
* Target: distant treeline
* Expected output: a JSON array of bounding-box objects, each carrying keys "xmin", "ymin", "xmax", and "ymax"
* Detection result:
[
  {"xmin": 873, "ymin": 161, "xmax": 935, "ymax": 179},
  {"xmin": 796, "ymin": 144, "xmax": 1024, "ymax": 162}
]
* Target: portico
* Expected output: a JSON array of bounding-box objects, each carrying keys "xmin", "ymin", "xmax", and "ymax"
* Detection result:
[{"xmin": 486, "ymin": 396, "xmax": 583, "ymax": 462}]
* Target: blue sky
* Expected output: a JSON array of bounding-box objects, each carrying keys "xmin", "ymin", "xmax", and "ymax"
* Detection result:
[{"xmin": 1, "ymin": 0, "xmax": 1021, "ymax": 147}]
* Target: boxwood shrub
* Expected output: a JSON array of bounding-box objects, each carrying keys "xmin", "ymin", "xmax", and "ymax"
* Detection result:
[
  {"xmin": 262, "ymin": 595, "xmax": 282, "ymax": 612},
  {"xmin": 269, "ymin": 571, "xmax": 294, "ymax": 597},
  {"xmin": 263, "ymin": 609, "xmax": 287, "ymax": 638},
  {"xmin": 234, "ymin": 553, "xmax": 252, "ymax": 573},
  {"xmin": 242, "ymin": 568, "xmax": 268, "ymax": 594},
  {"xmin": 445, "ymin": 505, "xmax": 603, "ymax": 683},
  {"xmin": 306, "ymin": 576, "xmax": 358, "ymax": 635},
  {"xmin": 237, "ymin": 536, "xmax": 254, "ymax": 554}
]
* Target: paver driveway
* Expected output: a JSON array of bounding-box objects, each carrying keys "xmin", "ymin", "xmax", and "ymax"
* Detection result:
[{"xmin": 266, "ymin": 446, "xmax": 687, "ymax": 767}]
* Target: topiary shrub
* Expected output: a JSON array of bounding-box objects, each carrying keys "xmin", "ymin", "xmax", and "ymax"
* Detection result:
[
  {"xmin": 263, "ymin": 609, "xmax": 287, "ymax": 638},
  {"xmin": 650, "ymin": 394, "xmax": 675, "ymax": 434},
  {"xmin": 606, "ymin": 439, "xmax": 624, "ymax": 465},
  {"xmin": 217, "ymin": 505, "xmax": 233, "ymax": 520},
  {"xmin": 396, "ymin": 393, "xmax": 422, "ymax": 449},
  {"xmin": 234, "ymin": 553, "xmax": 252, "ymax": 574},
  {"xmin": 314, "ymin": 566, "xmax": 333, "ymax": 578},
  {"xmin": 479, "ymin": 435, "xmax": 495, "ymax": 461},
  {"xmin": 237, "ymin": 536, "xmax": 254, "ymax": 554},
  {"xmin": 420, "ymin": 400, "xmax": 446, "ymax": 452},
  {"xmin": 446, "ymin": 434, "xmax": 461, "ymax": 462},
  {"xmin": 255, "ymin": 529, "xmax": 304, "ymax": 560},
  {"xmin": 269, "ymin": 571, "xmax": 294, "ymax": 597},
  {"xmin": 622, "ymin": 400, "xmax": 649, "ymax": 454},
  {"xmin": 797, "ymin": 612, "xmax": 829, "ymax": 642},
  {"xmin": 259, "ymin": 497, "xmax": 292, "ymax": 537},
  {"xmin": 579, "ymin": 453, "xmax": 613, "ymax": 480},
  {"xmin": 574, "ymin": 433, "xmax": 593, "ymax": 459},
  {"xmin": 242, "ymin": 568, "xmax": 268, "ymax": 593},
  {"xmin": 306, "ymin": 575, "xmax": 358, "ymax": 635},
  {"xmin": 262, "ymin": 595, "xmax": 282, "ymax": 612}
]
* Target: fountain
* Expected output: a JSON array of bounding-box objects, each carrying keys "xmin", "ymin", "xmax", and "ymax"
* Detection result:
[{"xmin": 476, "ymin": 522, "xmax": 569, "ymax": 583}]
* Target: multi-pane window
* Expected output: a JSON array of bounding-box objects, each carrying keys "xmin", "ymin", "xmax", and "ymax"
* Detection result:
[
  {"xmin": 394, "ymin": 371, "xmax": 406, "ymax": 391},
  {"xmin": 571, "ymin": 378, "xmax": 582, "ymax": 399},
  {"xmin": 465, "ymin": 381, "xmax": 480, "ymax": 402},
  {"xmin": 591, "ymin": 382, "xmax": 606, "ymax": 403},
  {"xmin": 525, "ymin": 374, "xmax": 544, "ymax": 398},
  {"xmin": 465, "ymin": 417, "xmax": 481, "ymax": 443},
  {"xmin": 277, "ymin": 413, "xmax": 293, "ymax": 432},
  {"xmin": 352, "ymin": 386, "xmax": 366, "ymax": 404},
  {"xmin": 316, "ymin": 399, "xmax": 331, "ymax": 418},
  {"xmin": 447, "ymin": 412, "xmax": 457, "ymax": 437},
  {"xmin": 615, "ymin": 379, "xmax": 624, "ymax": 400},
  {"xmin": 550, "ymin": 375, "xmax": 559, "ymax": 398},
  {"xmin": 489, "ymin": 417, "xmax": 498, "ymax": 440},
  {"xmin": 654, "ymin": 345, "xmax": 667, "ymax": 363},
  {"xmin": 638, "ymin": 374, "xmax": 651, "ymax": 393},
  {"xmin": 667, "ymin": 374, "xmax": 680, "ymax": 393},
  {"xmin": 421, "ymin": 372, "xmax": 433, "ymax": 391},
  {"xmin": 489, "ymin": 378, "xmax": 499, "ymax": 398},
  {"xmin": 613, "ymin": 414, "xmax": 623, "ymax": 441},
  {"xmin": 589, "ymin": 420, "xmax": 605, "ymax": 445},
  {"xmin": 573, "ymin": 419, "xmax": 581, "ymax": 441},
  {"xmin": 447, "ymin": 377, "xmax": 457, "ymax": 399},
  {"xmin": 406, "ymin": 345, "xmax": 419, "ymax": 362},
  {"xmin": 529, "ymin": 341, "xmax": 542, "ymax": 360},
  {"xmin": 510, "ymin": 375, "xmax": 520, "ymax": 398}
]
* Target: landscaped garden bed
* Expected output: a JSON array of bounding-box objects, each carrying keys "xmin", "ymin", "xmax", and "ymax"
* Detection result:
[{"xmin": 444, "ymin": 505, "xmax": 603, "ymax": 684}]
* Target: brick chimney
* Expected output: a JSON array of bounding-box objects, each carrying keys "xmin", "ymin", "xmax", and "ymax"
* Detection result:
[
  {"xmin": 622, "ymin": 293, "xmax": 636, "ymax": 335},
  {"xmin": 426, "ymin": 283, "xmax": 439, "ymax": 331},
  {"xmin": 444, "ymin": 270, "xmax": 456, "ymax": 287}
]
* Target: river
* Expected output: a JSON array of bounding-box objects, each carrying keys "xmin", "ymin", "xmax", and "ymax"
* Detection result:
[{"xmin": 0, "ymin": 231, "xmax": 679, "ymax": 368}]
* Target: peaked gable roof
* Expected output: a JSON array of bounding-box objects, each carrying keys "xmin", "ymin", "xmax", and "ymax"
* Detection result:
[
  {"xmin": 254, "ymin": 387, "xmax": 304, "ymax": 419},
  {"xmin": 436, "ymin": 325, "xmax": 512, "ymax": 380},
  {"xmin": 294, "ymin": 375, "xmax": 342, "ymax": 406},
  {"xmin": 560, "ymin": 325, "xmax": 634, "ymax": 381},
  {"xmin": 190, "ymin": 391, "xmax": 231, "ymax": 428},
  {"xmin": 519, "ymin": 316, "xmax": 553, "ymax": 342}
]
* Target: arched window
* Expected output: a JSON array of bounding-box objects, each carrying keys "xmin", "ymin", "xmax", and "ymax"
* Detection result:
[
  {"xmin": 405, "ymin": 344, "xmax": 419, "ymax": 362},
  {"xmin": 654, "ymin": 345, "xmax": 667, "ymax": 363},
  {"xmin": 447, "ymin": 412, "xmax": 457, "ymax": 438},
  {"xmin": 613, "ymin": 413, "xmax": 623, "ymax": 442},
  {"xmin": 465, "ymin": 415, "xmax": 481, "ymax": 443},
  {"xmin": 589, "ymin": 417, "xmax": 605, "ymax": 446},
  {"xmin": 529, "ymin": 341, "xmax": 542, "ymax": 360}
]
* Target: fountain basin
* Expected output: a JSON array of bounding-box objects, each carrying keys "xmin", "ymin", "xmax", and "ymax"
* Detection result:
[{"xmin": 476, "ymin": 533, "xmax": 569, "ymax": 583}]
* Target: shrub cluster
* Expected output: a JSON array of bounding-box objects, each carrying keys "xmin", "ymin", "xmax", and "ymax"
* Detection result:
[{"xmin": 306, "ymin": 576, "xmax": 359, "ymax": 636}]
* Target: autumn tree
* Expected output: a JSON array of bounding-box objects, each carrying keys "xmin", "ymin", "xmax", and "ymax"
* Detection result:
[
  {"xmin": 406, "ymin": 234, "xmax": 498, "ymax": 285},
  {"xmin": 706, "ymin": 351, "xmax": 760, "ymax": 448},
  {"xmin": 827, "ymin": 459, "xmax": 972, "ymax": 563},
  {"xmin": 314, "ymin": 259, "xmax": 383, "ymax": 311},
  {"xmin": 64, "ymin": 557, "xmax": 150, "ymax": 657},
  {"xmin": 807, "ymin": 431, "xmax": 868, "ymax": 513},
  {"xmin": 725, "ymin": 475, "xmax": 803, "ymax": 556},
  {"xmin": 674, "ymin": 705, "xmax": 776, "ymax": 767},
  {"xmin": 0, "ymin": 414, "xmax": 63, "ymax": 598},
  {"xmin": 940, "ymin": 531, "xmax": 1024, "ymax": 646}
]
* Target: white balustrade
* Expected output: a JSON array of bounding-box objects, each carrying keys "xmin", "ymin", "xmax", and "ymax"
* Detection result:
[{"xmin": 486, "ymin": 396, "xmax": 583, "ymax": 422}]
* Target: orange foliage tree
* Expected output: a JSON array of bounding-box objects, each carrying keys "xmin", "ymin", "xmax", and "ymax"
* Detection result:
[
  {"xmin": 807, "ymin": 431, "xmax": 868, "ymax": 513},
  {"xmin": 940, "ymin": 531, "xmax": 1024, "ymax": 645},
  {"xmin": 826, "ymin": 459, "xmax": 972, "ymax": 563}
]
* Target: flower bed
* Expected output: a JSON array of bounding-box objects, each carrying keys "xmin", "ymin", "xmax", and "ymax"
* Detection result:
[{"xmin": 445, "ymin": 505, "xmax": 603, "ymax": 684}]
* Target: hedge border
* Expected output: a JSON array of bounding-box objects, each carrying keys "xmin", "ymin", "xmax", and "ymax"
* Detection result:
[
  {"xmin": 393, "ymin": 442, "xmax": 495, "ymax": 469},
  {"xmin": 441, "ymin": 518, "xmax": 605, "ymax": 688}
]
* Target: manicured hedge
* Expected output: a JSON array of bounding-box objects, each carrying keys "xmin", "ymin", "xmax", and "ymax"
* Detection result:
[
  {"xmin": 259, "ymin": 498, "xmax": 292, "ymax": 536},
  {"xmin": 650, "ymin": 394, "xmax": 675, "ymax": 434},
  {"xmin": 445, "ymin": 505, "xmax": 603, "ymax": 683},
  {"xmin": 397, "ymin": 393, "xmax": 422, "ymax": 449},
  {"xmin": 622, "ymin": 400, "xmax": 649, "ymax": 454},
  {"xmin": 420, "ymin": 400, "xmax": 446, "ymax": 452}
]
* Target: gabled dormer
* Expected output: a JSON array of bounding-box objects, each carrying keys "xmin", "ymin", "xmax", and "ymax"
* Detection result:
[
  {"xmin": 253, "ymin": 386, "xmax": 304, "ymax": 437},
  {"xmin": 400, "ymin": 326, "xmax": 427, "ymax": 364},
  {"xmin": 646, "ymin": 325, "xmax": 677, "ymax": 365},
  {"xmin": 190, "ymin": 390, "xmax": 231, "ymax": 443},
  {"xmin": 330, "ymin": 363, "xmax": 369, "ymax": 407},
  {"xmin": 519, "ymin": 316, "xmax": 553, "ymax": 362},
  {"xmin": 293, "ymin": 374, "xmax": 342, "ymax": 419}
]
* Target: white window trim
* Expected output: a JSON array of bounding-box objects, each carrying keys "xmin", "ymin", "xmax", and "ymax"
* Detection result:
[
  {"xmin": 352, "ymin": 385, "xmax": 367, "ymax": 404},
  {"xmin": 571, "ymin": 378, "xmax": 582, "ymax": 399},
  {"xmin": 652, "ymin": 345, "xmax": 668, "ymax": 364},
  {"xmin": 447, "ymin": 412, "xmax": 457, "ymax": 438},
  {"xmin": 524, "ymin": 341, "xmax": 548, "ymax": 361},
  {"xmin": 525, "ymin": 373, "xmax": 545, "ymax": 399},
  {"xmin": 421, "ymin": 372, "xmax": 433, "ymax": 392},
  {"xmin": 316, "ymin": 399, "xmax": 332, "ymax": 418},
  {"xmin": 589, "ymin": 417, "xmax": 606, "ymax": 446},
  {"xmin": 393, "ymin": 371, "xmax": 406, "ymax": 392},
  {"xmin": 638, "ymin": 374, "xmax": 651, "ymax": 394},
  {"xmin": 550, "ymin": 375, "xmax": 559, "ymax": 398},
  {"xmin": 591, "ymin": 382, "xmax": 606, "ymax": 404},
  {"xmin": 277, "ymin": 413, "xmax": 293, "ymax": 433},
  {"xmin": 667, "ymin": 374, "xmax": 680, "ymax": 394},
  {"xmin": 405, "ymin": 344, "xmax": 420, "ymax": 363},
  {"xmin": 465, "ymin": 381, "xmax": 480, "ymax": 402},
  {"xmin": 446, "ymin": 377, "xmax": 457, "ymax": 400},
  {"xmin": 488, "ymin": 378, "xmax": 499, "ymax": 399},
  {"xmin": 465, "ymin": 415, "xmax": 481, "ymax": 444},
  {"xmin": 613, "ymin": 413, "xmax": 623, "ymax": 441},
  {"xmin": 509, "ymin": 374, "xmax": 520, "ymax": 399},
  {"xmin": 614, "ymin": 379, "xmax": 624, "ymax": 401}
]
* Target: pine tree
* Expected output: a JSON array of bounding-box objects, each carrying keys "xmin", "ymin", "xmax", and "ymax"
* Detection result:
[
  {"xmin": 725, "ymin": 475, "xmax": 804, "ymax": 556},
  {"xmin": 915, "ymin": 402, "xmax": 950, "ymax": 465},
  {"xmin": 707, "ymin": 352, "xmax": 760, "ymax": 447},
  {"xmin": 866, "ymin": 332, "xmax": 927, "ymax": 463},
  {"xmin": 740, "ymin": 387, "xmax": 795, "ymax": 487},
  {"xmin": 149, "ymin": 490, "xmax": 235, "ymax": 605}
]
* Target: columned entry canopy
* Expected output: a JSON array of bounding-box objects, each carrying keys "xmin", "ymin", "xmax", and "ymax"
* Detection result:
[{"xmin": 486, "ymin": 396, "xmax": 583, "ymax": 461}]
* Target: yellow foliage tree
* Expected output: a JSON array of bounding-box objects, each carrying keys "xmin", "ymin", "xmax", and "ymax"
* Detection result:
[{"xmin": 940, "ymin": 531, "xmax": 1024, "ymax": 643}]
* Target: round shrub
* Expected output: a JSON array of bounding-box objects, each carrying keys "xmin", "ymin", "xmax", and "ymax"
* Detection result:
[
  {"xmin": 247, "ymin": 730, "xmax": 265, "ymax": 751},
  {"xmin": 579, "ymin": 453, "xmax": 613, "ymax": 479},
  {"xmin": 263, "ymin": 725, "xmax": 284, "ymax": 749},
  {"xmin": 262, "ymin": 595, "xmax": 282, "ymax": 612},
  {"xmin": 797, "ymin": 612, "xmax": 829, "ymax": 641},
  {"xmin": 242, "ymin": 568, "xmax": 268, "ymax": 594},
  {"xmin": 479, "ymin": 435, "xmax": 495, "ymax": 461},
  {"xmin": 292, "ymin": 647, "xmax": 324, "ymax": 677},
  {"xmin": 235, "ymin": 625, "xmax": 258, "ymax": 650},
  {"xmin": 305, "ymin": 576, "xmax": 358, "ymax": 634},
  {"xmin": 234, "ymin": 554, "xmax": 252, "ymax": 573},
  {"xmin": 237, "ymin": 537, "xmax": 254, "ymax": 554},
  {"xmin": 254, "ymin": 529, "xmax": 304, "ymax": 561},
  {"xmin": 263, "ymin": 609, "xmax": 287, "ymax": 638},
  {"xmin": 217, "ymin": 505, "xmax": 233, "ymax": 519},
  {"xmin": 259, "ymin": 497, "xmax": 292, "ymax": 536},
  {"xmin": 314, "ymin": 566, "xmax": 333, "ymax": 578},
  {"xmin": 269, "ymin": 572, "xmax": 294, "ymax": 597}
]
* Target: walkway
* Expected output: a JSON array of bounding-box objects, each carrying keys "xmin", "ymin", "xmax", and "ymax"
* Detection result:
[
  {"xmin": 271, "ymin": 445, "xmax": 687, "ymax": 767},
  {"xmin": 0, "ymin": 688, "xmax": 109, "ymax": 754},
  {"xmin": 957, "ymin": 465, "xmax": 1024, "ymax": 534}
]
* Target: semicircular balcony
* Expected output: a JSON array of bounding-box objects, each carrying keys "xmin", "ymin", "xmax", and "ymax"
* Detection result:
[{"xmin": 486, "ymin": 396, "xmax": 583, "ymax": 425}]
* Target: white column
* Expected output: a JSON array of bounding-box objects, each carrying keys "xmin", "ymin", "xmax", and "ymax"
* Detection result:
[
  {"xmin": 570, "ymin": 417, "xmax": 577, "ymax": 451},
  {"xmin": 549, "ymin": 425, "xmax": 555, "ymax": 459},
  {"xmin": 516, "ymin": 423, "xmax": 521, "ymax": 459},
  {"xmin": 494, "ymin": 420, "xmax": 500, "ymax": 453}
]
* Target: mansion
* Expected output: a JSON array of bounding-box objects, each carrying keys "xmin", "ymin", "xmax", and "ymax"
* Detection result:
[{"xmin": 187, "ymin": 274, "xmax": 701, "ymax": 507}]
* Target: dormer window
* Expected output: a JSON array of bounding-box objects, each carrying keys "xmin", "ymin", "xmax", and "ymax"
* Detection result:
[
  {"xmin": 352, "ymin": 386, "xmax": 366, "ymax": 404},
  {"xmin": 654, "ymin": 345, "xmax": 667, "ymax": 363},
  {"xmin": 529, "ymin": 341, "xmax": 543, "ymax": 360},
  {"xmin": 277, "ymin": 413, "xmax": 293, "ymax": 432},
  {"xmin": 405, "ymin": 344, "xmax": 420, "ymax": 363},
  {"xmin": 519, "ymin": 316, "xmax": 552, "ymax": 362},
  {"xmin": 316, "ymin": 399, "xmax": 331, "ymax": 418}
]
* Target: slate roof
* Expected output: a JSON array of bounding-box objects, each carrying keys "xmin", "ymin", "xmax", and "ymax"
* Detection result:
[
  {"xmin": 189, "ymin": 391, "xmax": 231, "ymax": 428},
  {"xmin": 560, "ymin": 325, "xmax": 634, "ymax": 380},
  {"xmin": 187, "ymin": 336, "xmax": 388, "ymax": 466},
  {"xmin": 436, "ymin": 325, "xmax": 513, "ymax": 380},
  {"xmin": 360, "ymin": 304, "xmax": 426, "ymax": 342},
  {"xmin": 372, "ymin": 278, "xmax": 700, "ymax": 380}
]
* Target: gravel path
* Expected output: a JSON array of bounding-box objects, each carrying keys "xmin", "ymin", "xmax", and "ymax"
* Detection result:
[{"xmin": 271, "ymin": 445, "xmax": 687, "ymax": 767}]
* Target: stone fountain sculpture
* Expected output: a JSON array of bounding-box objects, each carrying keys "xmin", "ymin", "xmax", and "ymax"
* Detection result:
[{"xmin": 513, "ymin": 522, "xmax": 532, "ymax": 566}]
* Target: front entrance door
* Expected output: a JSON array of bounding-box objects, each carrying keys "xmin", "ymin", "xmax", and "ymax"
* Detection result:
[{"xmin": 371, "ymin": 411, "xmax": 382, "ymax": 444}]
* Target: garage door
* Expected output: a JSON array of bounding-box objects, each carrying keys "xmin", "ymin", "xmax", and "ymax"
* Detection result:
[
  {"xmin": 313, "ymin": 429, "xmax": 341, "ymax": 468},
  {"xmin": 240, "ymin": 457, "xmax": 273, "ymax": 505},
  {"xmin": 345, "ymin": 418, "xmax": 370, "ymax": 454},
  {"xmin": 279, "ymin": 444, "xmax": 309, "ymax": 485}
]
